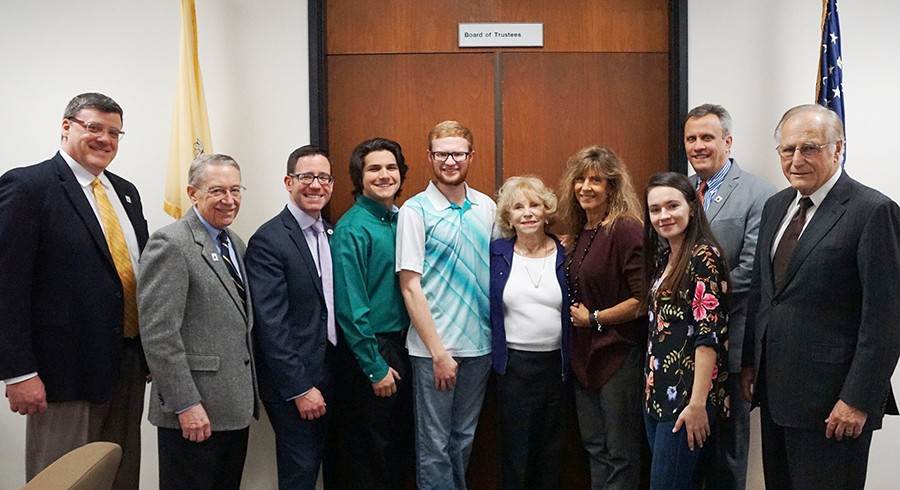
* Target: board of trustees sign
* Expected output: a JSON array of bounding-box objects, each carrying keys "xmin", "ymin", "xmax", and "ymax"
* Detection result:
[{"xmin": 458, "ymin": 23, "xmax": 544, "ymax": 48}]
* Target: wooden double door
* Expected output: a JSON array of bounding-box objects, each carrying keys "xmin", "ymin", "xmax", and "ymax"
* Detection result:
[{"xmin": 314, "ymin": 0, "xmax": 682, "ymax": 487}]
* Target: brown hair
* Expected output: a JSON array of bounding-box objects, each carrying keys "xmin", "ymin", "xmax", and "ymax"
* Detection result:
[
  {"xmin": 557, "ymin": 145, "xmax": 642, "ymax": 249},
  {"xmin": 642, "ymin": 171, "xmax": 726, "ymax": 297}
]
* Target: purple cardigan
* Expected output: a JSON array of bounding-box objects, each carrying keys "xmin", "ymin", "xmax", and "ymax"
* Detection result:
[{"xmin": 489, "ymin": 235, "xmax": 571, "ymax": 380}]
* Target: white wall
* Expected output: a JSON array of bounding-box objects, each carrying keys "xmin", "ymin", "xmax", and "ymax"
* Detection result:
[
  {"xmin": 688, "ymin": 1, "xmax": 900, "ymax": 488},
  {"xmin": 0, "ymin": 1, "xmax": 308, "ymax": 488}
]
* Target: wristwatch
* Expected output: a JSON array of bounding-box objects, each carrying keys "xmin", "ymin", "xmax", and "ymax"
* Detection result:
[{"xmin": 591, "ymin": 310, "xmax": 604, "ymax": 333}]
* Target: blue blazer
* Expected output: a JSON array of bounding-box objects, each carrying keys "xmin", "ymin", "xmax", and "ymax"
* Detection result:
[
  {"xmin": 489, "ymin": 235, "xmax": 570, "ymax": 380},
  {"xmin": 0, "ymin": 153, "xmax": 149, "ymax": 402},
  {"xmin": 244, "ymin": 206, "xmax": 332, "ymax": 403}
]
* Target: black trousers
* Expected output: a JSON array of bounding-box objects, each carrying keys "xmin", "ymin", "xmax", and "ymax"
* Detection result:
[
  {"xmin": 497, "ymin": 349, "xmax": 566, "ymax": 490},
  {"xmin": 695, "ymin": 372, "xmax": 750, "ymax": 490},
  {"xmin": 157, "ymin": 426, "xmax": 249, "ymax": 490},
  {"xmin": 759, "ymin": 403, "xmax": 872, "ymax": 490},
  {"xmin": 331, "ymin": 332, "xmax": 414, "ymax": 490},
  {"xmin": 267, "ymin": 343, "xmax": 337, "ymax": 490}
]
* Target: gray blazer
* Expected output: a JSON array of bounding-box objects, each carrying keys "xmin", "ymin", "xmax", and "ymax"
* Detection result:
[
  {"xmin": 691, "ymin": 160, "xmax": 775, "ymax": 371},
  {"xmin": 138, "ymin": 210, "xmax": 258, "ymax": 431}
]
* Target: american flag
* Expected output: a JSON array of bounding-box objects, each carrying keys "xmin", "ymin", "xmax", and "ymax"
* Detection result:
[{"xmin": 817, "ymin": 0, "xmax": 844, "ymax": 128}]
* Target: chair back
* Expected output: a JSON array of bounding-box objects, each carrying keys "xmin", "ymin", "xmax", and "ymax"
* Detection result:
[{"xmin": 22, "ymin": 441, "xmax": 123, "ymax": 490}]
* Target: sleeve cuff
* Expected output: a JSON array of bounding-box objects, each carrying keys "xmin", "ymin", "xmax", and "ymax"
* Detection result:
[{"xmin": 4, "ymin": 372, "xmax": 38, "ymax": 385}]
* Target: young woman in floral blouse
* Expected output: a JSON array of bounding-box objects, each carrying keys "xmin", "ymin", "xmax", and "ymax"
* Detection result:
[{"xmin": 642, "ymin": 172, "xmax": 730, "ymax": 490}]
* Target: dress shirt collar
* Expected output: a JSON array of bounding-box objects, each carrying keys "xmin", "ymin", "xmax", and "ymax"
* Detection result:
[
  {"xmin": 698, "ymin": 158, "xmax": 732, "ymax": 193},
  {"xmin": 791, "ymin": 165, "xmax": 843, "ymax": 209},
  {"xmin": 356, "ymin": 194, "xmax": 398, "ymax": 221},
  {"xmin": 423, "ymin": 180, "xmax": 478, "ymax": 211},
  {"xmin": 60, "ymin": 148, "xmax": 111, "ymax": 190},
  {"xmin": 286, "ymin": 199, "xmax": 323, "ymax": 231},
  {"xmin": 192, "ymin": 206, "xmax": 228, "ymax": 249}
]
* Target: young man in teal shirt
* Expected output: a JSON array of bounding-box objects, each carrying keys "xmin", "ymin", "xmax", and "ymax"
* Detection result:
[
  {"xmin": 332, "ymin": 137, "xmax": 413, "ymax": 489},
  {"xmin": 397, "ymin": 121, "xmax": 495, "ymax": 489}
]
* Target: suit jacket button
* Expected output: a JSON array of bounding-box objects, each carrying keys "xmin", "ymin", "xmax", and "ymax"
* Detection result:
[
  {"xmin": 115, "ymin": 292, "xmax": 122, "ymax": 299},
  {"xmin": 771, "ymin": 300, "xmax": 779, "ymax": 306},
  {"xmin": 321, "ymin": 314, "xmax": 327, "ymax": 321},
  {"xmin": 244, "ymin": 359, "xmax": 250, "ymax": 366}
]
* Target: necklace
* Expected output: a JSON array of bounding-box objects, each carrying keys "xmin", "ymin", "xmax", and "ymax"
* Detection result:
[
  {"xmin": 515, "ymin": 239, "xmax": 554, "ymax": 289},
  {"xmin": 519, "ymin": 254, "xmax": 550, "ymax": 288},
  {"xmin": 565, "ymin": 223, "xmax": 603, "ymax": 304}
]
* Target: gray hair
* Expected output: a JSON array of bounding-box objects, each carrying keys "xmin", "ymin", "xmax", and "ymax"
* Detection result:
[
  {"xmin": 188, "ymin": 154, "xmax": 241, "ymax": 187},
  {"xmin": 686, "ymin": 103, "xmax": 733, "ymax": 137},
  {"xmin": 63, "ymin": 92, "xmax": 123, "ymax": 120},
  {"xmin": 774, "ymin": 104, "xmax": 845, "ymax": 142}
]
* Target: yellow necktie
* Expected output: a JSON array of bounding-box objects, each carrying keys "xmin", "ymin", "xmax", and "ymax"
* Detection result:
[{"xmin": 91, "ymin": 178, "xmax": 139, "ymax": 338}]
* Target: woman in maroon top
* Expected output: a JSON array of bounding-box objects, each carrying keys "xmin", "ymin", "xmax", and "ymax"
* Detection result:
[{"xmin": 558, "ymin": 146, "xmax": 646, "ymax": 489}]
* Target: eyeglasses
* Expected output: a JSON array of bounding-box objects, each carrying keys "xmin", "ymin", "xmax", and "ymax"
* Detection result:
[
  {"xmin": 67, "ymin": 117, "xmax": 125, "ymax": 141},
  {"xmin": 200, "ymin": 186, "xmax": 246, "ymax": 199},
  {"xmin": 775, "ymin": 142, "xmax": 832, "ymax": 159},
  {"xmin": 289, "ymin": 173, "xmax": 334, "ymax": 185},
  {"xmin": 430, "ymin": 151, "xmax": 471, "ymax": 163}
]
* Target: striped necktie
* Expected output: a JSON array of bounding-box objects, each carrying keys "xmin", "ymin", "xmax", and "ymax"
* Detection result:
[
  {"xmin": 216, "ymin": 231, "xmax": 246, "ymax": 306},
  {"xmin": 90, "ymin": 178, "xmax": 139, "ymax": 338}
]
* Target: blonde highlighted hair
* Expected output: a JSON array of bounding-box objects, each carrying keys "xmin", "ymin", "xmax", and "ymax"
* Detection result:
[
  {"xmin": 495, "ymin": 175, "xmax": 558, "ymax": 238},
  {"xmin": 557, "ymin": 145, "xmax": 642, "ymax": 247}
]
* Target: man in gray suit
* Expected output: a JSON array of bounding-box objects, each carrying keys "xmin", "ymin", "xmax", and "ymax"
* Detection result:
[
  {"xmin": 138, "ymin": 154, "xmax": 257, "ymax": 490},
  {"xmin": 684, "ymin": 104, "xmax": 774, "ymax": 490}
]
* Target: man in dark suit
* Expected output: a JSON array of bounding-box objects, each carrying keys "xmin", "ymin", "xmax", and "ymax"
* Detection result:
[
  {"xmin": 685, "ymin": 104, "xmax": 774, "ymax": 490},
  {"xmin": 138, "ymin": 153, "xmax": 257, "ymax": 490},
  {"xmin": 0, "ymin": 92, "xmax": 149, "ymax": 489},
  {"xmin": 741, "ymin": 104, "xmax": 900, "ymax": 489},
  {"xmin": 244, "ymin": 145, "xmax": 337, "ymax": 489}
]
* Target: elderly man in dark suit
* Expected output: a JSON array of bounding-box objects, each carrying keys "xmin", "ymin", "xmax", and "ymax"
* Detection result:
[
  {"xmin": 685, "ymin": 104, "xmax": 774, "ymax": 490},
  {"xmin": 741, "ymin": 104, "xmax": 900, "ymax": 489},
  {"xmin": 138, "ymin": 153, "xmax": 258, "ymax": 490},
  {"xmin": 0, "ymin": 93, "xmax": 148, "ymax": 489},
  {"xmin": 244, "ymin": 145, "xmax": 337, "ymax": 489}
]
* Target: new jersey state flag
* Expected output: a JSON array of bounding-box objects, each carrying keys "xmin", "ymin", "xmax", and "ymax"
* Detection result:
[{"xmin": 164, "ymin": 0, "xmax": 213, "ymax": 219}]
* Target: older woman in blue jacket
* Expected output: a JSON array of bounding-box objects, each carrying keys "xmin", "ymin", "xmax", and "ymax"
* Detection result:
[{"xmin": 490, "ymin": 175, "xmax": 570, "ymax": 489}]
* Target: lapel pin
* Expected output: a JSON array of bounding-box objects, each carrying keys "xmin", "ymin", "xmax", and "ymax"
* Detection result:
[
  {"xmin": 124, "ymin": 195, "xmax": 132, "ymax": 204},
  {"xmin": 326, "ymin": 228, "xmax": 333, "ymax": 236},
  {"xmin": 714, "ymin": 195, "xmax": 723, "ymax": 203},
  {"xmin": 211, "ymin": 252, "xmax": 219, "ymax": 262}
]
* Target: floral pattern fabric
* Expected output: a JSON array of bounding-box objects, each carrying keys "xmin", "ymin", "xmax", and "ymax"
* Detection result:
[{"xmin": 644, "ymin": 242, "xmax": 730, "ymax": 422}]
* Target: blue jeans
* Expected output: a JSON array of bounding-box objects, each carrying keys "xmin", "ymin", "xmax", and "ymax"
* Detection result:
[
  {"xmin": 644, "ymin": 408, "xmax": 714, "ymax": 490},
  {"xmin": 410, "ymin": 354, "xmax": 491, "ymax": 490}
]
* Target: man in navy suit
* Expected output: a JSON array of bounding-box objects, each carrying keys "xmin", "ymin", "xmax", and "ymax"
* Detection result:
[
  {"xmin": 742, "ymin": 104, "xmax": 900, "ymax": 489},
  {"xmin": 244, "ymin": 145, "xmax": 337, "ymax": 489},
  {"xmin": 0, "ymin": 93, "xmax": 149, "ymax": 489}
]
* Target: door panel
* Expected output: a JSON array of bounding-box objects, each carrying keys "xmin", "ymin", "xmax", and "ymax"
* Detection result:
[
  {"xmin": 328, "ymin": 0, "xmax": 667, "ymax": 54},
  {"xmin": 502, "ymin": 52, "xmax": 669, "ymax": 197},
  {"xmin": 327, "ymin": 53, "xmax": 496, "ymax": 217}
]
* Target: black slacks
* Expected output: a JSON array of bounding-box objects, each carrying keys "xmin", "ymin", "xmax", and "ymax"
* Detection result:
[
  {"xmin": 759, "ymin": 404, "xmax": 872, "ymax": 490},
  {"xmin": 331, "ymin": 332, "xmax": 414, "ymax": 490},
  {"xmin": 157, "ymin": 426, "xmax": 249, "ymax": 490},
  {"xmin": 497, "ymin": 349, "xmax": 566, "ymax": 490},
  {"xmin": 695, "ymin": 372, "xmax": 750, "ymax": 490}
]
